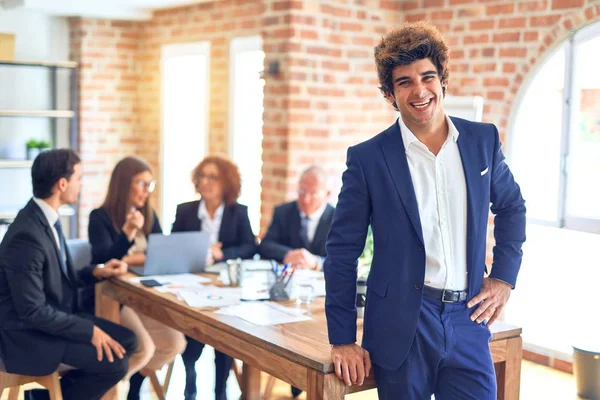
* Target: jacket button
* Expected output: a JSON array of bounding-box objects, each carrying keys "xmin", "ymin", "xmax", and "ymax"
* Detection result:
[{"xmin": 414, "ymin": 284, "xmax": 422, "ymax": 290}]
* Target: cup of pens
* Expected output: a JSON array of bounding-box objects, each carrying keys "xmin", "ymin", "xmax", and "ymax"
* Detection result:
[{"xmin": 269, "ymin": 261, "xmax": 295, "ymax": 301}]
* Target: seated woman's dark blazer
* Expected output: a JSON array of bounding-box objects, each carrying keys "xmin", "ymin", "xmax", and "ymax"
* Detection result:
[
  {"xmin": 171, "ymin": 200, "xmax": 257, "ymax": 261},
  {"xmin": 88, "ymin": 206, "xmax": 162, "ymax": 265}
]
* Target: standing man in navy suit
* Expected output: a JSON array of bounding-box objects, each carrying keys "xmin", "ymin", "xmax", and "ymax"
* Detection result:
[{"xmin": 324, "ymin": 22, "xmax": 526, "ymax": 399}]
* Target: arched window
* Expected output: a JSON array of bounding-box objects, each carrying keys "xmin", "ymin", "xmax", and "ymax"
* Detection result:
[{"xmin": 510, "ymin": 21, "xmax": 600, "ymax": 233}]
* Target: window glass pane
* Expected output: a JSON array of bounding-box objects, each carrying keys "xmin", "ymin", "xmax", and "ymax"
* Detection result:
[
  {"xmin": 565, "ymin": 35, "xmax": 600, "ymax": 220},
  {"xmin": 161, "ymin": 44, "xmax": 210, "ymax": 233},
  {"xmin": 510, "ymin": 46, "xmax": 565, "ymax": 223},
  {"xmin": 230, "ymin": 38, "xmax": 264, "ymax": 235}
]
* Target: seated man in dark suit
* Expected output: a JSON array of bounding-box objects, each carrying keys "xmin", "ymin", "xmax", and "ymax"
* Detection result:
[
  {"xmin": 0, "ymin": 149, "xmax": 137, "ymax": 400},
  {"xmin": 260, "ymin": 166, "xmax": 334, "ymax": 397},
  {"xmin": 260, "ymin": 165, "xmax": 334, "ymax": 271}
]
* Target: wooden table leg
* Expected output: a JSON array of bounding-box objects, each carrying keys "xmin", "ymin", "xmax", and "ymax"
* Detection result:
[
  {"xmin": 241, "ymin": 362, "xmax": 261, "ymax": 400},
  {"xmin": 306, "ymin": 371, "xmax": 347, "ymax": 400},
  {"xmin": 494, "ymin": 336, "xmax": 522, "ymax": 400},
  {"xmin": 96, "ymin": 281, "xmax": 120, "ymax": 400}
]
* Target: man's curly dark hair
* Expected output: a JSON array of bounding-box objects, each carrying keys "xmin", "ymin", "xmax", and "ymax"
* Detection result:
[{"xmin": 374, "ymin": 21, "xmax": 449, "ymax": 110}]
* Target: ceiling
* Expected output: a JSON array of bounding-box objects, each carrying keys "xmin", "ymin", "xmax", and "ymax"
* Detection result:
[{"xmin": 0, "ymin": 0, "xmax": 222, "ymax": 20}]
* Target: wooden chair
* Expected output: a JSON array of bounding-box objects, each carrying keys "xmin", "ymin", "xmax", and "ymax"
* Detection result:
[
  {"xmin": 140, "ymin": 360, "xmax": 176, "ymax": 400},
  {"xmin": 0, "ymin": 370, "xmax": 63, "ymax": 400}
]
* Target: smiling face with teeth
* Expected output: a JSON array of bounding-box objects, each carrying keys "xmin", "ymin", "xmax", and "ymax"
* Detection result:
[{"xmin": 384, "ymin": 58, "xmax": 447, "ymax": 136}]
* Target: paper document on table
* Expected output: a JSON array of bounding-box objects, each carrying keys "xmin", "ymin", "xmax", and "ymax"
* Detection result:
[
  {"xmin": 216, "ymin": 302, "xmax": 311, "ymax": 326},
  {"xmin": 180, "ymin": 286, "xmax": 242, "ymax": 308}
]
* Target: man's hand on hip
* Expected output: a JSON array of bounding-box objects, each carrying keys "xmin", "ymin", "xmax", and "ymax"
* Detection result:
[
  {"xmin": 331, "ymin": 343, "xmax": 371, "ymax": 386},
  {"xmin": 467, "ymin": 277, "xmax": 512, "ymax": 326}
]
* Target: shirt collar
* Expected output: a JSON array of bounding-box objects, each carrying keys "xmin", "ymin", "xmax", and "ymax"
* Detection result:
[
  {"xmin": 33, "ymin": 197, "xmax": 59, "ymax": 227},
  {"xmin": 198, "ymin": 200, "xmax": 225, "ymax": 221},
  {"xmin": 299, "ymin": 201, "xmax": 328, "ymax": 221},
  {"xmin": 397, "ymin": 114, "xmax": 460, "ymax": 152}
]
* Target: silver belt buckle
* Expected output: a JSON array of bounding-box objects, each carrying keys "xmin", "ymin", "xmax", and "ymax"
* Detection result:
[{"xmin": 441, "ymin": 289, "xmax": 454, "ymax": 303}]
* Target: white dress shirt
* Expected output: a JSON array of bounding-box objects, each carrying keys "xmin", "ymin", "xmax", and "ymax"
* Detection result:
[
  {"xmin": 33, "ymin": 197, "xmax": 60, "ymax": 249},
  {"xmin": 198, "ymin": 200, "xmax": 225, "ymax": 245},
  {"xmin": 399, "ymin": 115, "xmax": 468, "ymax": 291},
  {"xmin": 299, "ymin": 201, "xmax": 327, "ymax": 245}
]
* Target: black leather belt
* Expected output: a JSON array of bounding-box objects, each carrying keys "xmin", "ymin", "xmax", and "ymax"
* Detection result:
[{"xmin": 423, "ymin": 285, "xmax": 468, "ymax": 303}]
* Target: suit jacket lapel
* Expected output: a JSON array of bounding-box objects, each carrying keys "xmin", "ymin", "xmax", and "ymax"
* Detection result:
[
  {"xmin": 218, "ymin": 205, "xmax": 232, "ymax": 243},
  {"xmin": 453, "ymin": 117, "xmax": 481, "ymax": 279},
  {"xmin": 190, "ymin": 201, "xmax": 202, "ymax": 231},
  {"xmin": 290, "ymin": 203, "xmax": 302, "ymax": 248},
  {"xmin": 29, "ymin": 201, "xmax": 72, "ymax": 284},
  {"xmin": 379, "ymin": 122, "xmax": 425, "ymax": 246}
]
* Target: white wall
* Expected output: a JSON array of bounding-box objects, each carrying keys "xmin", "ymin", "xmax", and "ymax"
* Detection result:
[{"xmin": 0, "ymin": 8, "xmax": 70, "ymax": 159}]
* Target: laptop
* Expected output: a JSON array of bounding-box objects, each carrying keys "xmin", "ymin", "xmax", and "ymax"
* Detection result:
[{"xmin": 129, "ymin": 231, "xmax": 210, "ymax": 276}]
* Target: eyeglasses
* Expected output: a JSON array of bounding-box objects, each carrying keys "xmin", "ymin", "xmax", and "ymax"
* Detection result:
[
  {"xmin": 134, "ymin": 179, "xmax": 156, "ymax": 193},
  {"xmin": 197, "ymin": 173, "xmax": 220, "ymax": 183},
  {"xmin": 298, "ymin": 188, "xmax": 325, "ymax": 199}
]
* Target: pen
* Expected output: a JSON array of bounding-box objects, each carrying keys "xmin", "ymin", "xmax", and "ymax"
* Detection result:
[{"xmin": 283, "ymin": 268, "xmax": 295, "ymax": 287}]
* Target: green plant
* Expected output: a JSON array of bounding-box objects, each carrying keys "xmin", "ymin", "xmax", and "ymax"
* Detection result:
[
  {"xmin": 37, "ymin": 140, "xmax": 52, "ymax": 149},
  {"xmin": 26, "ymin": 139, "xmax": 39, "ymax": 149}
]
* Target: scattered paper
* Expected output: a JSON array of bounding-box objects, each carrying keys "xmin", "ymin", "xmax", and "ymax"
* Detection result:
[
  {"xmin": 179, "ymin": 286, "xmax": 242, "ymax": 308},
  {"xmin": 216, "ymin": 302, "xmax": 311, "ymax": 326}
]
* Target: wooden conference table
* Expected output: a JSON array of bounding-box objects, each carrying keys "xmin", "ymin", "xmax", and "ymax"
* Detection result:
[{"xmin": 96, "ymin": 273, "xmax": 522, "ymax": 400}]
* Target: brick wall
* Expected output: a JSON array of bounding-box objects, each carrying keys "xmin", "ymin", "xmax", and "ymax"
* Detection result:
[
  {"xmin": 71, "ymin": 0, "xmax": 600, "ymax": 239},
  {"xmin": 260, "ymin": 0, "xmax": 400, "ymax": 234},
  {"xmin": 70, "ymin": 18, "xmax": 142, "ymax": 234}
]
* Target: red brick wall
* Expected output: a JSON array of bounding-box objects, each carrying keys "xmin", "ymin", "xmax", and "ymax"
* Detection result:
[
  {"xmin": 260, "ymin": 0, "xmax": 400, "ymax": 234},
  {"xmin": 70, "ymin": 18, "xmax": 143, "ymax": 234},
  {"xmin": 71, "ymin": 0, "xmax": 600, "ymax": 239}
]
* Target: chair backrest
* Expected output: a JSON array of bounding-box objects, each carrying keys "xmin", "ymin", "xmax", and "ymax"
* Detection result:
[{"xmin": 66, "ymin": 238, "xmax": 92, "ymax": 272}]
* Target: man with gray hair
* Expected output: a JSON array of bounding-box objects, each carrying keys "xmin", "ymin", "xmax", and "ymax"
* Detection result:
[{"xmin": 260, "ymin": 166, "xmax": 334, "ymax": 271}]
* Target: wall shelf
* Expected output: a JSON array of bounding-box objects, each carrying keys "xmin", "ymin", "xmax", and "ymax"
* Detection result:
[
  {"xmin": 0, "ymin": 60, "xmax": 78, "ymax": 69},
  {"xmin": 0, "ymin": 110, "xmax": 75, "ymax": 118},
  {"xmin": 0, "ymin": 160, "xmax": 33, "ymax": 168},
  {"xmin": 0, "ymin": 59, "xmax": 79, "ymax": 236}
]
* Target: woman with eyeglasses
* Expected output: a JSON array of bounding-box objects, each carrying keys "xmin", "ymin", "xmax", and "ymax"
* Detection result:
[
  {"xmin": 172, "ymin": 155, "xmax": 257, "ymax": 400},
  {"xmin": 88, "ymin": 156, "xmax": 186, "ymax": 400}
]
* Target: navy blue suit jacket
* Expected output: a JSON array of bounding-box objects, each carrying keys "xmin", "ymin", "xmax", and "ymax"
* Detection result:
[
  {"xmin": 171, "ymin": 200, "xmax": 257, "ymax": 261},
  {"xmin": 259, "ymin": 200, "xmax": 335, "ymax": 262},
  {"xmin": 324, "ymin": 117, "xmax": 526, "ymax": 370},
  {"xmin": 0, "ymin": 200, "xmax": 97, "ymax": 375}
]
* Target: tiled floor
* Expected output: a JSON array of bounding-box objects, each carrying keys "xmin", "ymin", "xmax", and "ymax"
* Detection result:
[{"xmin": 1, "ymin": 349, "xmax": 583, "ymax": 399}]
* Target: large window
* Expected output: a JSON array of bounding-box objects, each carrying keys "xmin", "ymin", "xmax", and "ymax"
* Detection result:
[
  {"xmin": 160, "ymin": 42, "xmax": 210, "ymax": 233},
  {"xmin": 506, "ymin": 22, "xmax": 600, "ymax": 356},
  {"xmin": 229, "ymin": 36, "xmax": 264, "ymax": 234},
  {"xmin": 510, "ymin": 22, "xmax": 600, "ymax": 233}
]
